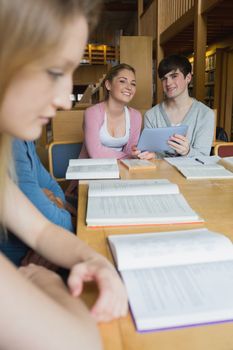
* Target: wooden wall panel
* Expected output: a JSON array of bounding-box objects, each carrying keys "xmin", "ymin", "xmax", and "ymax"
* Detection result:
[
  {"xmin": 120, "ymin": 36, "xmax": 153, "ymax": 109},
  {"xmin": 73, "ymin": 65, "xmax": 109, "ymax": 85}
]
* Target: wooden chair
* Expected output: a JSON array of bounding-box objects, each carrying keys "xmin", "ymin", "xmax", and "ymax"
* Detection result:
[
  {"xmin": 48, "ymin": 141, "xmax": 82, "ymax": 181},
  {"xmin": 52, "ymin": 110, "xmax": 84, "ymax": 142},
  {"xmin": 214, "ymin": 142, "xmax": 233, "ymax": 157},
  {"xmin": 212, "ymin": 109, "xmax": 217, "ymax": 145}
]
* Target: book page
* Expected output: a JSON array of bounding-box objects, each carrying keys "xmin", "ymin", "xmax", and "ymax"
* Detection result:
[
  {"xmin": 67, "ymin": 164, "xmax": 118, "ymax": 174},
  {"xmin": 87, "ymin": 193, "xmax": 201, "ymax": 226},
  {"xmin": 178, "ymin": 166, "xmax": 233, "ymax": 179},
  {"xmin": 69, "ymin": 158, "xmax": 118, "ymax": 166},
  {"xmin": 219, "ymin": 156, "xmax": 233, "ymax": 173},
  {"xmin": 165, "ymin": 155, "xmax": 220, "ymax": 167},
  {"xmin": 108, "ymin": 229, "xmax": 233, "ymax": 270},
  {"xmin": 221, "ymin": 156, "xmax": 233, "ymax": 165},
  {"xmin": 122, "ymin": 260, "xmax": 233, "ymax": 331},
  {"xmin": 66, "ymin": 161, "xmax": 119, "ymax": 180},
  {"xmin": 88, "ymin": 179, "xmax": 179, "ymax": 197}
]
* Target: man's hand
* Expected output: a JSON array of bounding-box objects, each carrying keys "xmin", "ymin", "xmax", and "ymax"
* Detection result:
[
  {"xmin": 131, "ymin": 145, "xmax": 156, "ymax": 160},
  {"xmin": 168, "ymin": 134, "xmax": 190, "ymax": 156},
  {"xmin": 67, "ymin": 254, "xmax": 128, "ymax": 322}
]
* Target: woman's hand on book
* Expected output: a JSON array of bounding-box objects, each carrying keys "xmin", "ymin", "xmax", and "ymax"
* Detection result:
[{"xmin": 67, "ymin": 254, "xmax": 128, "ymax": 322}]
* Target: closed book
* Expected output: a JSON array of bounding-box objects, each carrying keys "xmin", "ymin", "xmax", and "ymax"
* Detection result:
[{"xmin": 120, "ymin": 159, "xmax": 156, "ymax": 171}]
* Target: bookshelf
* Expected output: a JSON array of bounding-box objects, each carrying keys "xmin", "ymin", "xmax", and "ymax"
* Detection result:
[
  {"xmin": 188, "ymin": 48, "xmax": 233, "ymax": 141},
  {"xmin": 81, "ymin": 44, "xmax": 118, "ymax": 65},
  {"xmin": 188, "ymin": 52, "xmax": 216, "ymax": 109},
  {"xmin": 204, "ymin": 53, "xmax": 216, "ymax": 109}
]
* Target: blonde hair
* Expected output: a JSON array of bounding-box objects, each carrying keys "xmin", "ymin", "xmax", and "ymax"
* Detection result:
[{"xmin": 0, "ymin": 0, "xmax": 102, "ymax": 226}]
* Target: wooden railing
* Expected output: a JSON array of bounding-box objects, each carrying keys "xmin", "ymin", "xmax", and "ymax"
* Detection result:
[
  {"xmin": 140, "ymin": 1, "xmax": 156, "ymax": 39},
  {"xmin": 159, "ymin": 0, "xmax": 194, "ymax": 33}
]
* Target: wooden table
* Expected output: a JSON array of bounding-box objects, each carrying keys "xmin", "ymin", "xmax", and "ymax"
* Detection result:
[{"xmin": 77, "ymin": 160, "xmax": 233, "ymax": 350}]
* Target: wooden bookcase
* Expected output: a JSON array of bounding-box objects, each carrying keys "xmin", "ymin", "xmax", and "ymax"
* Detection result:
[
  {"xmin": 204, "ymin": 53, "xmax": 216, "ymax": 109},
  {"xmin": 188, "ymin": 51, "xmax": 216, "ymax": 109},
  {"xmin": 82, "ymin": 44, "xmax": 118, "ymax": 65}
]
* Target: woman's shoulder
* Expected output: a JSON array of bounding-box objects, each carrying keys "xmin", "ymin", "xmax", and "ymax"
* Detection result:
[
  {"xmin": 85, "ymin": 102, "xmax": 105, "ymax": 120},
  {"xmin": 86, "ymin": 101, "xmax": 104, "ymax": 113},
  {"xmin": 127, "ymin": 106, "xmax": 142, "ymax": 118},
  {"xmin": 127, "ymin": 106, "xmax": 142, "ymax": 126}
]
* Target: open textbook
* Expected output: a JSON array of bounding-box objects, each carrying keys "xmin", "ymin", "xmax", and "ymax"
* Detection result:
[
  {"xmin": 86, "ymin": 179, "xmax": 202, "ymax": 227},
  {"xmin": 65, "ymin": 158, "xmax": 119, "ymax": 180},
  {"xmin": 165, "ymin": 155, "xmax": 233, "ymax": 179},
  {"xmin": 219, "ymin": 156, "xmax": 233, "ymax": 172},
  {"xmin": 108, "ymin": 228, "xmax": 233, "ymax": 332}
]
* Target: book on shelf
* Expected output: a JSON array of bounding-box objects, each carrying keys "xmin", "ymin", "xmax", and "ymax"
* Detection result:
[
  {"xmin": 108, "ymin": 228, "xmax": 233, "ymax": 332},
  {"xmin": 120, "ymin": 159, "xmax": 156, "ymax": 171},
  {"xmin": 86, "ymin": 179, "xmax": 203, "ymax": 227},
  {"xmin": 165, "ymin": 156, "xmax": 233, "ymax": 179},
  {"xmin": 65, "ymin": 158, "xmax": 119, "ymax": 180}
]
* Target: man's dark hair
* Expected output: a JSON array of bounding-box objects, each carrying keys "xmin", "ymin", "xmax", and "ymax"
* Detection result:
[{"xmin": 158, "ymin": 54, "xmax": 192, "ymax": 79}]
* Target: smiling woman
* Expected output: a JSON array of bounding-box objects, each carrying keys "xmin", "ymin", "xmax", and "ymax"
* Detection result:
[
  {"xmin": 0, "ymin": 1, "xmax": 128, "ymax": 349},
  {"xmin": 79, "ymin": 63, "xmax": 142, "ymax": 159}
]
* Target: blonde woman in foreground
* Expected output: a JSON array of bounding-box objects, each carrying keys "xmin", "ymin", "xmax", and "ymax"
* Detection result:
[{"xmin": 0, "ymin": 1, "xmax": 127, "ymax": 349}]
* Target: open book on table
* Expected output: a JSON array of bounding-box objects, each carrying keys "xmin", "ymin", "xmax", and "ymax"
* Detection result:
[
  {"xmin": 120, "ymin": 159, "xmax": 156, "ymax": 171},
  {"xmin": 219, "ymin": 156, "xmax": 233, "ymax": 173},
  {"xmin": 108, "ymin": 228, "xmax": 233, "ymax": 332},
  {"xmin": 165, "ymin": 155, "xmax": 233, "ymax": 179},
  {"xmin": 86, "ymin": 179, "xmax": 203, "ymax": 227},
  {"xmin": 65, "ymin": 158, "xmax": 119, "ymax": 180}
]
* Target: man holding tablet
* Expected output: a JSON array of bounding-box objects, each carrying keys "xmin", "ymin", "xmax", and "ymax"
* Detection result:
[{"xmin": 132, "ymin": 54, "xmax": 214, "ymax": 159}]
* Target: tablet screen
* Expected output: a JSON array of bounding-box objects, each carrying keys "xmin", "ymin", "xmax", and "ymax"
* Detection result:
[{"xmin": 137, "ymin": 125, "xmax": 188, "ymax": 153}]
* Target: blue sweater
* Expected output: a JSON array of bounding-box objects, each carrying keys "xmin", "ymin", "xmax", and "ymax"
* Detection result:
[
  {"xmin": 0, "ymin": 140, "xmax": 74, "ymax": 265},
  {"xmin": 13, "ymin": 139, "xmax": 74, "ymax": 232}
]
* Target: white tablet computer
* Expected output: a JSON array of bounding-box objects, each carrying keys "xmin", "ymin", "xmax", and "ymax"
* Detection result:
[{"xmin": 137, "ymin": 125, "xmax": 188, "ymax": 153}]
